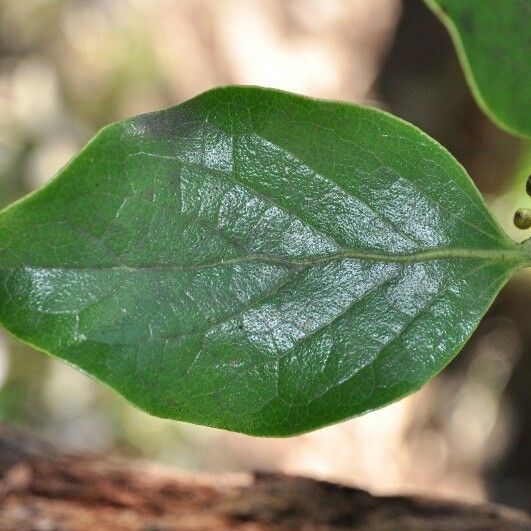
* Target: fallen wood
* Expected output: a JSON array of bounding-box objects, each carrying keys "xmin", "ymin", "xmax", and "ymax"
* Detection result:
[{"xmin": 0, "ymin": 423, "xmax": 529, "ymax": 530}]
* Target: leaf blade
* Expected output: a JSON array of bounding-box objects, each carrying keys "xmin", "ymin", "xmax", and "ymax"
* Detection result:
[{"xmin": 0, "ymin": 86, "xmax": 527, "ymax": 435}]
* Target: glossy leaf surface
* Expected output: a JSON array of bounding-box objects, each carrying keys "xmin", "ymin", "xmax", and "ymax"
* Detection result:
[
  {"xmin": 0, "ymin": 86, "xmax": 529, "ymax": 435},
  {"xmin": 426, "ymin": 0, "xmax": 531, "ymax": 138}
]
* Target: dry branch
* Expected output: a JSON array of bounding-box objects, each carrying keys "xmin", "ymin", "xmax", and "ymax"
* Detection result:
[{"xmin": 0, "ymin": 423, "xmax": 529, "ymax": 530}]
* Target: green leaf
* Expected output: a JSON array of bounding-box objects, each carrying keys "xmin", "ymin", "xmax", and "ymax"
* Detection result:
[
  {"xmin": 0, "ymin": 86, "xmax": 529, "ymax": 436},
  {"xmin": 425, "ymin": 0, "xmax": 531, "ymax": 138}
]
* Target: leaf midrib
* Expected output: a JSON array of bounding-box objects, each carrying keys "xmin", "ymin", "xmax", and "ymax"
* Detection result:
[{"xmin": 8, "ymin": 245, "xmax": 529, "ymax": 273}]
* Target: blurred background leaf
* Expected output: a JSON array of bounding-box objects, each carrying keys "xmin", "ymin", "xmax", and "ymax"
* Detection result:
[{"xmin": 426, "ymin": 0, "xmax": 531, "ymax": 138}]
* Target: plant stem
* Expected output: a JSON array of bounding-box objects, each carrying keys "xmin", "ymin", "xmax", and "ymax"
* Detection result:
[{"xmin": 523, "ymin": 237, "xmax": 531, "ymax": 266}]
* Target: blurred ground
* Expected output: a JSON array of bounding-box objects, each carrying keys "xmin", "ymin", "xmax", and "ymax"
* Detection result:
[{"xmin": 0, "ymin": 0, "xmax": 530, "ymax": 512}]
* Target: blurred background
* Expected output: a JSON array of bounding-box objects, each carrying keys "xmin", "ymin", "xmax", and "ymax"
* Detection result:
[{"xmin": 0, "ymin": 0, "xmax": 530, "ymax": 512}]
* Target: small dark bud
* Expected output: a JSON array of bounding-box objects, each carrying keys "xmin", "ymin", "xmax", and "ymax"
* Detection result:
[{"xmin": 514, "ymin": 208, "xmax": 531, "ymax": 230}]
